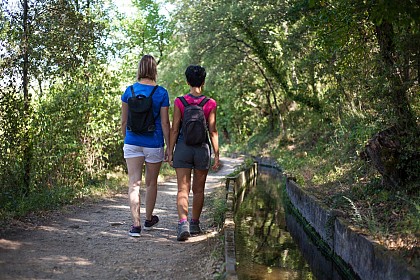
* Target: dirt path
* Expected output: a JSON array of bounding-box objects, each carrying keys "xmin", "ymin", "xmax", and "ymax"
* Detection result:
[{"xmin": 0, "ymin": 157, "xmax": 242, "ymax": 280}]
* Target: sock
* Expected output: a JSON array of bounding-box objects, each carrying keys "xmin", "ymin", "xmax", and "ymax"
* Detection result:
[
  {"xmin": 191, "ymin": 219, "xmax": 199, "ymax": 223},
  {"xmin": 179, "ymin": 218, "xmax": 187, "ymax": 224}
]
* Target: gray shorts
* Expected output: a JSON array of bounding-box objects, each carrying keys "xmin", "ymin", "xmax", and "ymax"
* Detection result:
[{"xmin": 173, "ymin": 141, "xmax": 210, "ymax": 170}]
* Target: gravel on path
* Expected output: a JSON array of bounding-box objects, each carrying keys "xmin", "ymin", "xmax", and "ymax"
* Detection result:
[{"xmin": 0, "ymin": 157, "xmax": 243, "ymax": 280}]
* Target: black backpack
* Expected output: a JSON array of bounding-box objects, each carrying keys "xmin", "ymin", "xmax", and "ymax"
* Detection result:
[
  {"xmin": 127, "ymin": 85, "xmax": 159, "ymax": 134},
  {"xmin": 179, "ymin": 96, "xmax": 210, "ymax": 146}
]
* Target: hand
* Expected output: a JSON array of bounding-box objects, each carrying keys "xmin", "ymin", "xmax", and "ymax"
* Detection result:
[
  {"xmin": 168, "ymin": 153, "xmax": 173, "ymax": 167},
  {"xmin": 211, "ymin": 156, "xmax": 220, "ymax": 171},
  {"xmin": 164, "ymin": 147, "xmax": 169, "ymax": 162}
]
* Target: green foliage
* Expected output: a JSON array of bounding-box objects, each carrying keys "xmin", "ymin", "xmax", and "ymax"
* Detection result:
[
  {"xmin": 117, "ymin": 0, "xmax": 175, "ymax": 83},
  {"xmin": 0, "ymin": 0, "xmax": 123, "ymax": 219},
  {"xmin": 1, "ymin": 0, "xmax": 418, "ymax": 246},
  {"xmin": 205, "ymin": 187, "xmax": 228, "ymax": 228},
  {"xmin": 166, "ymin": 0, "xmax": 419, "ymax": 151}
]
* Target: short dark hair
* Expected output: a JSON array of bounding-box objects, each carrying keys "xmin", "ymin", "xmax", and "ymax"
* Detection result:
[
  {"xmin": 185, "ymin": 65, "xmax": 206, "ymax": 87},
  {"xmin": 137, "ymin": 55, "xmax": 157, "ymax": 81}
]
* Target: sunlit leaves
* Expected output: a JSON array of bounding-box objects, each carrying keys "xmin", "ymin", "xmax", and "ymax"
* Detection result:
[{"xmin": 0, "ymin": 0, "xmax": 122, "ymax": 215}]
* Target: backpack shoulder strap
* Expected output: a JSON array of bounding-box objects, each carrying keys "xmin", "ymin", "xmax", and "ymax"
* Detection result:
[
  {"xmin": 198, "ymin": 97, "xmax": 210, "ymax": 107},
  {"xmin": 130, "ymin": 85, "xmax": 135, "ymax": 97},
  {"xmin": 178, "ymin": 96, "xmax": 189, "ymax": 107},
  {"xmin": 150, "ymin": 85, "xmax": 158, "ymax": 97},
  {"xmin": 150, "ymin": 85, "xmax": 160, "ymax": 119}
]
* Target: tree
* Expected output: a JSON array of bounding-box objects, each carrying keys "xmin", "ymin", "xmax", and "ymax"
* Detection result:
[
  {"xmin": 168, "ymin": 0, "xmax": 419, "ymax": 189},
  {"xmin": 117, "ymin": 0, "xmax": 174, "ymax": 82},
  {"xmin": 0, "ymin": 0, "xmax": 121, "ymax": 213}
]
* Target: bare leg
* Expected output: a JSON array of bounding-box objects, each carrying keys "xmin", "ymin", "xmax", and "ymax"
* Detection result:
[
  {"xmin": 144, "ymin": 161, "xmax": 162, "ymax": 220},
  {"xmin": 191, "ymin": 169, "xmax": 208, "ymax": 220},
  {"xmin": 176, "ymin": 168, "xmax": 192, "ymax": 220},
  {"xmin": 126, "ymin": 157, "xmax": 145, "ymax": 227}
]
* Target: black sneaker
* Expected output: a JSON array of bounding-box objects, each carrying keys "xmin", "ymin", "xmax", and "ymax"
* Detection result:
[
  {"xmin": 129, "ymin": 225, "xmax": 141, "ymax": 237},
  {"xmin": 144, "ymin": 215, "xmax": 159, "ymax": 230},
  {"xmin": 190, "ymin": 220, "xmax": 202, "ymax": 235},
  {"xmin": 177, "ymin": 220, "xmax": 190, "ymax": 241}
]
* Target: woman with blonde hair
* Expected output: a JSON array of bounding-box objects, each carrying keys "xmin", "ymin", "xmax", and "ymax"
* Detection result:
[{"xmin": 121, "ymin": 54, "xmax": 170, "ymax": 237}]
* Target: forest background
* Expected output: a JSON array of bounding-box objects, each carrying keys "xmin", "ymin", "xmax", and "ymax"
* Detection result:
[{"xmin": 0, "ymin": 0, "xmax": 419, "ymax": 269}]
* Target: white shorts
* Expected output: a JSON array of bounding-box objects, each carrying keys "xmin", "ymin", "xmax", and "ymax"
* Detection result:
[{"xmin": 123, "ymin": 144, "xmax": 164, "ymax": 163}]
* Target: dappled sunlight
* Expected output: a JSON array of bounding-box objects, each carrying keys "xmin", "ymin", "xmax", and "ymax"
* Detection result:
[
  {"xmin": 99, "ymin": 231, "xmax": 126, "ymax": 238},
  {"xmin": 160, "ymin": 188, "xmax": 178, "ymax": 196},
  {"xmin": 0, "ymin": 239, "xmax": 23, "ymax": 250},
  {"xmin": 145, "ymin": 208, "xmax": 168, "ymax": 215},
  {"xmin": 39, "ymin": 256, "xmax": 93, "ymax": 266},
  {"xmin": 0, "ymin": 157, "xmax": 244, "ymax": 279},
  {"xmin": 162, "ymin": 181, "xmax": 177, "ymax": 186},
  {"xmin": 186, "ymin": 231, "xmax": 219, "ymax": 243},
  {"xmin": 38, "ymin": 225, "xmax": 60, "ymax": 232},
  {"xmin": 67, "ymin": 218, "xmax": 89, "ymax": 223},
  {"xmin": 102, "ymin": 204, "xmax": 129, "ymax": 210}
]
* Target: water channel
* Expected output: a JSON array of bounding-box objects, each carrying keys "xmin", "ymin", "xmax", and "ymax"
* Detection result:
[{"xmin": 234, "ymin": 167, "xmax": 350, "ymax": 280}]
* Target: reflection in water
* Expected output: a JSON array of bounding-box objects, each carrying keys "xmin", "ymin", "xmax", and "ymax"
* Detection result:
[
  {"xmin": 235, "ymin": 168, "xmax": 347, "ymax": 280},
  {"xmin": 235, "ymin": 169, "xmax": 314, "ymax": 279}
]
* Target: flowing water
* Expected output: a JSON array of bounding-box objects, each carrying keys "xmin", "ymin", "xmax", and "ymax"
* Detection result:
[{"xmin": 234, "ymin": 167, "xmax": 348, "ymax": 280}]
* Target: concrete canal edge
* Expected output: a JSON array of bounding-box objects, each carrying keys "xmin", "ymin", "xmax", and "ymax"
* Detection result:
[
  {"xmin": 223, "ymin": 188, "xmax": 237, "ymax": 280},
  {"xmin": 286, "ymin": 178, "xmax": 420, "ymax": 280},
  {"xmin": 221, "ymin": 160, "xmax": 418, "ymax": 279},
  {"xmin": 223, "ymin": 162, "xmax": 258, "ymax": 280}
]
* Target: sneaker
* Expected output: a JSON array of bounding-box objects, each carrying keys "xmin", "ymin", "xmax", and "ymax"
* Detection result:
[
  {"xmin": 190, "ymin": 220, "xmax": 202, "ymax": 235},
  {"xmin": 129, "ymin": 225, "xmax": 141, "ymax": 237},
  {"xmin": 177, "ymin": 220, "xmax": 191, "ymax": 241},
  {"xmin": 144, "ymin": 215, "xmax": 159, "ymax": 230}
]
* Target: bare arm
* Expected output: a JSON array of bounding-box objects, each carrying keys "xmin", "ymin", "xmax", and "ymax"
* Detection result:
[
  {"xmin": 168, "ymin": 104, "xmax": 182, "ymax": 166},
  {"xmin": 121, "ymin": 102, "xmax": 128, "ymax": 139},
  {"xmin": 160, "ymin": 106, "xmax": 170, "ymax": 161},
  {"xmin": 207, "ymin": 107, "xmax": 220, "ymax": 170}
]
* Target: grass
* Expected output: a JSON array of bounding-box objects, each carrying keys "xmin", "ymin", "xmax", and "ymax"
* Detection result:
[
  {"xmin": 0, "ymin": 162, "xmax": 177, "ymax": 225},
  {"xmin": 205, "ymin": 185, "xmax": 229, "ymax": 228}
]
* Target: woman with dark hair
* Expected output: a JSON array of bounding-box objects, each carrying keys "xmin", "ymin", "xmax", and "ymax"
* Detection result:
[
  {"xmin": 121, "ymin": 54, "xmax": 170, "ymax": 237},
  {"xmin": 168, "ymin": 65, "xmax": 220, "ymax": 241}
]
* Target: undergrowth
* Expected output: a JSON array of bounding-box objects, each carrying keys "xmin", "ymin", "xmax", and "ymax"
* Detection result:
[{"xmin": 0, "ymin": 163, "xmax": 176, "ymax": 223}]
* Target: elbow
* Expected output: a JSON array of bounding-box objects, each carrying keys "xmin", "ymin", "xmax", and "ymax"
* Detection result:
[
  {"xmin": 162, "ymin": 120, "xmax": 170, "ymax": 131},
  {"xmin": 121, "ymin": 121, "xmax": 127, "ymax": 130},
  {"xmin": 209, "ymin": 128, "xmax": 218, "ymax": 136}
]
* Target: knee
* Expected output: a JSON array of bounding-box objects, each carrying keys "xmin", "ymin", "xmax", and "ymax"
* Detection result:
[
  {"xmin": 192, "ymin": 186, "xmax": 204, "ymax": 196},
  {"xmin": 128, "ymin": 184, "xmax": 140, "ymax": 193},
  {"xmin": 145, "ymin": 180, "xmax": 158, "ymax": 189}
]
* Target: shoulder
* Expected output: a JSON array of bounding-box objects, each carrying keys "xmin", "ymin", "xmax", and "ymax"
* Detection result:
[
  {"xmin": 121, "ymin": 84, "xmax": 135, "ymax": 103},
  {"xmin": 205, "ymin": 97, "xmax": 217, "ymax": 109},
  {"xmin": 157, "ymin": 85, "xmax": 168, "ymax": 94},
  {"xmin": 174, "ymin": 96, "xmax": 184, "ymax": 108},
  {"xmin": 155, "ymin": 86, "xmax": 169, "ymax": 102}
]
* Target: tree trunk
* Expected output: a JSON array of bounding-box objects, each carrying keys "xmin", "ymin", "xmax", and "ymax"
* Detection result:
[
  {"xmin": 22, "ymin": 0, "xmax": 31, "ymax": 194},
  {"xmin": 360, "ymin": 127, "xmax": 402, "ymax": 189},
  {"xmin": 375, "ymin": 20, "xmax": 415, "ymax": 129}
]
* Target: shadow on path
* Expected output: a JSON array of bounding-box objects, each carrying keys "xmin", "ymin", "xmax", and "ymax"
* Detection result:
[{"xmin": 0, "ymin": 157, "xmax": 243, "ymax": 280}]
